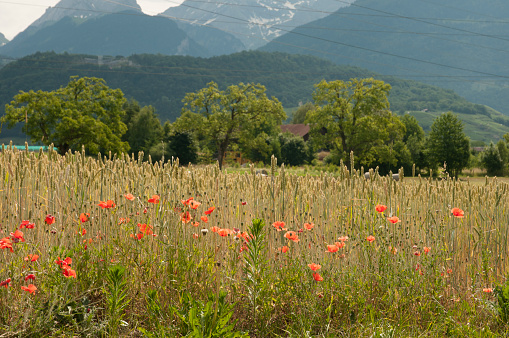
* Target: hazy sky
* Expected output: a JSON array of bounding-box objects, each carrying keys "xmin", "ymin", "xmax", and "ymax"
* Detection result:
[{"xmin": 0, "ymin": 0, "xmax": 183, "ymax": 40}]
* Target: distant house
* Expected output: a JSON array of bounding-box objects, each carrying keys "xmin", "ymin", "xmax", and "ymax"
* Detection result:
[{"xmin": 279, "ymin": 124, "xmax": 311, "ymax": 141}]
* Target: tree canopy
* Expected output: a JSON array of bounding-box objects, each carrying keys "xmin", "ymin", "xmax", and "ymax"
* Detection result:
[
  {"xmin": 176, "ymin": 81, "xmax": 286, "ymax": 169},
  {"xmin": 2, "ymin": 76, "xmax": 129, "ymax": 155},
  {"xmin": 307, "ymin": 78, "xmax": 405, "ymax": 168}
]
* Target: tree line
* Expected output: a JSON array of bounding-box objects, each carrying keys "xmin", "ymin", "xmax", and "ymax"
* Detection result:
[{"xmin": 2, "ymin": 76, "xmax": 508, "ymax": 176}]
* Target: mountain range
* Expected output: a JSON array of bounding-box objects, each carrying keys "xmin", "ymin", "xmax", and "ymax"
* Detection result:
[{"xmin": 0, "ymin": 33, "xmax": 7, "ymax": 47}]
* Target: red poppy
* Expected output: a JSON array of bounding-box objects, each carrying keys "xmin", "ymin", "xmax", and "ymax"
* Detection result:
[
  {"xmin": 447, "ymin": 268, "xmax": 452, "ymax": 274},
  {"xmin": 45, "ymin": 214, "xmax": 56, "ymax": 225},
  {"xmin": 189, "ymin": 200, "xmax": 201, "ymax": 210},
  {"xmin": 124, "ymin": 193, "xmax": 135, "ymax": 201},
  {"xmin": 327, "ymin": 244, "xmax": 339, "ymax": 253},
  {"xmin": 10, "ymin": 230, "xmax": 25, "ymax": 243},
  {"xmin": 284, "ymin": 231, "xmax": 299, "ymax": 242},
  {"xmin": 414, "ymin": 251, "xmax": 421, "ymax": 256},
  {"xmin": 148, "ymin": 195, "xmax": 160, "ymax": 204},
  {"xmin": 180, "ymin": 211, "xmax": 192, "ymax": 224},
  {"xmin": 0, "ymin": 278, "xmax": 11, "ymax": 288},
  {"xmin": 80, "ymin": 229, "xmax": 87, "ymax": 236},
  {"xmin": 279, "ymin": 246, "xmax": 289, "ymax": 253},
  {"xmin": 375, "ymin": 204, "xmax": 387, "ymax": 213},
  {"xmin": 273, "ymin": 221, "xmax": 287, "ymax": 232},
  {"xmin": 335, "ymin": 241, "xmax": 345, "ymax": 249},
  {"xmin": 21, "ymin": 284, "xmax": 37, "ymax": 294},
  {"xmin": 337, "ymin": 236, "xmax": 349, "ymax": 242},
  {"xmin": 130, "ymin": 233, "xmax": 144, "ymax": 240},
  {"xmin": 451, "ymin": 208, "xmax": 464, "ymax": 218},
  {"xmin": 366, "ymin": 235, "xmax": 376, "ymax": 243},
  {"xmin": 25, "ymin": 274, "xmax": 36, "ymax": 281},
  {"xmin": 423, "ymin": 247, "xmax": 431, "ymax": 254},
  {"xmin": 241, "ymin": 201, "xmax": 247, "ymax": 205},
  {"xmin": 19, "ymin": 220, "xmax": 35, "ymax": 229},
  {"xmin": 0, "ymin": 237, "xmax": 13, "ymax": 252},
  {"xmin": 387, "ymin": 216, "xmax": 400, "ymax": 224},
  {"xmin": 312, "ymin": 272, "xmax": 323, "ymax": 282},
  {"xmin": 24, "ymin": 254, "xmax": 39, "ymax": 262},
  {"xmin": 137, "ymin": 223, "xmax": 153, "ymax": 235},
  {"xmin": 98, "ymin": 200, "xmax": 116, "ymax": 209},
  {"xmin": 181, "ymin": 197, "xmax": 194, "ymax": 206},
  {"xmin": 192, "ymin": 233, "xmax": 199, "ymax": 239},
  {"xmin": 55, "ymin": 257, "xmax": 72, "ymax": 267},
  {"xmin": 218, "ymin": 228, "xmax": 230, "ymax": 237},
  {"xmin": 304, "ymin": 222, "xmax": 314, "ymax": 230},
  {"xmin": 200, "ymin": 216, "xmax": 208, "ymax": 223},
  {"xmin": 308, "ymin": 263, "xmax": 321, "ymax": 271},
  {"xmin": 62, "ymin": 265, "xmax": 77, "ymax": 278},
  {"xmin": 483, "ymin": 288, "xmax": 493, "ymax": 293},
  {"xmin": 211, "ymin": 226, "xmax": 220, "ymax": 233},
  {"xmin": 80, "ymin": 213, "xmax": 90, "ymax": 223},
  {"xmin": 118, "ymin": 217, "xmax": 130, "ymax": 225},
  {"xmin": 204, "ymin": 206, "xmax": 215, "ymax": 215}
]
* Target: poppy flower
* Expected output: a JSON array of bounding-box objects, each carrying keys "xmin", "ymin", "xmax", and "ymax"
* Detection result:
[
  {"xmin": 366, "ymin": 235, "xmax": 375, "ymax": 243},
  {"xmin": 98, "ymin": 200, "xmax": 116, "ymax": 209},
  {"xmin": 335, "ymin": 241, "xmax": 345, "ymax": 249},
  {"xmin": 10, "ymin": 230, "xmax": 25, "ymax": 243},
  {"xmin": 137, "ymin": 223, "xmax": 153, "ymax": 235},
  {"xmin": 189, "ymin": 200, "xmax": 201, "ymax": 209},
  {"xmin": 118, "ymin": 217, "xmax": 130, "ymax": 225},
  {"xmin": 447, "ymin": 268, "xmax": 452, "ymax": 274},
  {"xmin": 337, "ymin": 236, "xmax": 349, "ymax": 242},
  {"xmin": 124, "ymin": 193, "xmax": 135, "ymax": 201},
  {"xmin": 200, "ymin": 216, "xmax": 208, "ymax": 223},
  {"xmin": 241, "ymin": 201, "xmax": 247, "ymax": 205},
  {"xmin": 62, "ymin": 265, "xmax": 77, "ymax": 278},
  {"xmin": 284, "ymin": 231, "xmax": 299, "ymax": 242},
  {"xmin": 55, "ymin": 257, "xmax": 72, "ymax": 267},
  {"xmin": 130, "ymin": 233, "xmax": 144, "ymax": 240},
  {"xmin": 308, "ymin": 263, "xmax": 321, "ymax": 271},
  {"xmin": 204, "ymin": 206, "xmax": 215, "ymax": 215},
  {"xmin": 279, "ymin": 246, "xmax": 289, "ymax": 253},
  {"xmin": 414, "ymin": 251, "xmax": 421, "ymax": 256},
  {"xmin": 218, "ymin": 228, "xmax": 230, "ymax": 237},
  {"xmin": 326, "ymin": 244, "xmax": 339, "ymax": 253},
  {"xmin": 80, "ymin": 213, "xmax": 90, "ymax": 223},
  {"xmin": 211, "ymin": 226, "xmax": 220, "ymax": 233},
  {"xmin": 148, "ymin": 195, "xmax": 160, "ymax": 204},
  {"xmin": 80, "ymin": 229, "xmax": 87, "ymax": 236},
  {"xmin": 423, "ymin": 247, "xmax": 431, "ymax": 254},
  {"xmin": 375, "ymin": 204, "xmax": 387, "ymax": 213},
  {"xmin": 180, "ymin": 211, "xmax": 192, "ymax": 224},
  {"xmin": 273, "ymin": 221, "xmax": 287, "ymax": 232},
  {"xmin": 24, "ymin": 254, "xmax": 39, "ymax": 262},
  {"xmin": 451, "ymin": 208, "xmax": 464, "ymax": 218},
  {"xmin": 45, "ymin": 214, "xmax": 56, "ymax": 225},
  {"xmin": 387, "ymin": 216, "xmax": 400, "ymax": 224},
  {"xmin": 0, "ymin": 237, "xmax": 13, "ymax": 252},
  {"xmin": 0, "ymin": 278, "xmax": 11, "ymax": 288},
  {"xmin": 483, "ymin": 288, "xmax": 493, "ymax": 293},
  {"xmin": 21, "ymin": 284, "xmax": 37, "ymax": 294},
  {"xmin": 312, "ymin": 272, "xmax": 323, "ymax": 282},
  {"xmin": 181, "ymin": 197, "xmax": 194, "ymax": 206},
  {"xmin": 304, "ymin": 222, "xmax": 314, "ymax": 230},
  {"xmin": 25, "ymin": 274, "xmax": 36, "ymax": 281},
  {"xmin": 192, "ymin": 233, "xmax": 199, "ymax": 239},
  {"xmin": 19, "ymin": 220, "xmax": 35, "ymax": 229}
]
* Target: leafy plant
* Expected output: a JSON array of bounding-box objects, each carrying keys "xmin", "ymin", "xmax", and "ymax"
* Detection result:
[{"xmin": 104, "ymin": 265, "xmax": 130, "ymax": 336}]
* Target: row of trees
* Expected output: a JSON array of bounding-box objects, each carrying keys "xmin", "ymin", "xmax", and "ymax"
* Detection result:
[{"xmin": 1, "ymin": 75, "xmax": 498, "ymax": 176}]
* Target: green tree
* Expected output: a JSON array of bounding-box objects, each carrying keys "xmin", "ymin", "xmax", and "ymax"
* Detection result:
[
  {"xmin": 400, "ymin": 114, "xmax": 427, "ymax": 172},
  {"xmin": 426, "ymin": 112, "xmax": 470, "ymax": 177},
  {"xmin": 482, "ymin": 142, "xmax": 504, "ymax": 176},
  {"xmin": 2, "ymin": 76, "xmax": 128, "ymax": 155},
  {"xmin": 178, "ymin": 81, "xmax": 286, "ymax": 169},
  {"xmin": 307, "ymin": 78, "xmax": 405, "ymax": 168},
  {"xmin": 291, "ymin": 102, "xmax": 315, "ymax": 124},
  {"xmin": 279, "ymin": 132, "xmax": 312, "ymax": 166}
]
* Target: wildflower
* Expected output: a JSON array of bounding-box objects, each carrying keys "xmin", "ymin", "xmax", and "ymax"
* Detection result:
[
  {"xmin": 211, "ymin": 226, "xmax": 220, "ymax": 233},
  {"xmin": 312, "ymin": 272, "xmax": 323, "ymax": 282},
  {"xmin": 124, "ymin": 193, "xmax": 135, "ymax": 201},
  {"xmin": 304, "ymin": 222, "xmax": 314, "ymax": 230},
  {"xmin": 62, "ymin": 265, "xmax": 77, "ymax": 278},
  {"xmin": 19, "ymin": 220, "xmax": 35, "ymax": 229},
  {"xmin": 447, "ymin": 268, "xmax": 452, "ymax": 274},
  {"xmin": 451, "ymin": 208, "xmax": 464, "ymax": 218},
  {"xmin": 0, "ymin": 278, "xmax": 11, "ymax": 288},
  {"xmin": 241, "ymin": 201, "xmax": 247, "ymax": 205},
  {"xmin": 284, "ymin": 231, "xmax": 299, "ymax": 242},
  {"xmin": 118, "ymin": 217, "xmax": 130, "ymax": 225},
  {"xmin": 55, "ymin": 257, "xmax": 72, "ymax": 267},
  {"xmin": 366, "ymin": 235, "xmax": 375, "ymax": 243},
  {"xmin": 387, "ymin": 216, "xmax": 400, "ymax": 224},
  {"xmin": 200, "ymin": 216, "xmax": 208, "ymax": 223},
  {"xmin": 45, "ymin": 214, "xmax": 56, "ymax": 225},
  {"xmin": 148, "ymin": 195, "xmax": 160, "ymax": 204},
  {"xmin": 192, "ymin": 221, "xmax": 200, "ymax": 227},
  {"xmin": 0, "ymin": 237, "xmax": 13, "ymax": 252},
  {"xmin": 201, "ymin": 228, "xmax": 209, "ymax": 236},
  {"xmin": 279, "ymin": 246, "xmax": 289, "ymax": 253},
  {"xmin": 218, "ymin": 228, "xmax": 230, "ymax": 237},
  {"xmin": 189, "ymin": 199, "xmax": 201, "ymax": 209},
  {"xmin": 273, "ymin": 221, "xmax": 287, "ymax": 232},
  {"xmin": 327, "ymin": 244, "xmax": 339, "ymax": 253},
  {"xmin": 423, "ymin": 247, "xmax": 431, "ymax": 254},
  {"xmin": 10, "ymin": 230, "xmax": 25, "ymax": 243},
  {"xmin": 24, "ymin": 254, "xmax": 39, "ymax": 262},
  {"xmin": 192, "ymin": 233, "xmax": 199, "ymax": 239},
  {"xmin": 181, "ymin": 197, "xmax": 194, "ymax": 206},
  {"xmin": 180, "ymin": 211, "xmax": 192, "ymax": 224},
  {"xmin": 137, "ymin": 223, "xmax": 153, "ymax": 235},
  {"xmin": 483, "ymin": 288, "xmax": 493, "ymax": 293},
  {"xmin": 335, "ymin": 241, "xmax": 345, "ymax": 249},
  {"xmin": 414, "ymin": 251, "xmax": 421, "ymax": 256},
  {"xmin": 80, "ymin": 213, "xmax": 90, "ymax": 223},
  {"xmin": 308, "ymin": 263, "xmax": 321, "ymax": 271},
  {"xmin": 130, "ymin": 233, "xmax": 144, "ymax": 240},
  {"xmin": 204, "ymin": 206, "xmax": 215, "ymax": 215},
  {"xmin": 21, "ymin": 284, "xmax": 37, "ymax": 294},
  {"xmin": 25, "ymin": 274, "xmax": 36, "ymax": 281},
  {"xmin": 98, "ymin": 200, "xmax": 115, "ymax": 209},
  {"xmin": 375, "ymin": 204, "xmax": 387, "ymax": 213},
  {"xmin": 80, "ymin": 229, "xmax": 87, "ymax": 236},
  {"xmin": 337, "ymin": 236, "xmax": 349, "ymax": 242}
]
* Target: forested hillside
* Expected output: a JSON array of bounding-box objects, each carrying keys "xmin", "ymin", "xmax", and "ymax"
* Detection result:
[{"xmin": 0, "ymin": 51, "xmax": 507, "ymax": 143}]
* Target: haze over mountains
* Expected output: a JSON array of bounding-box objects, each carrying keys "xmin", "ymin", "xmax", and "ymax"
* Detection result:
[{"xmin": 0, "ymin": 33, "xmax": 8, "ymax": 47}]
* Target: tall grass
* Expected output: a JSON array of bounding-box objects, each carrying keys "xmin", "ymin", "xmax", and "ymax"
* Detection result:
[{"xmin": 0, "ymin": 143, "xmax": 508, "ymax": 336}]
